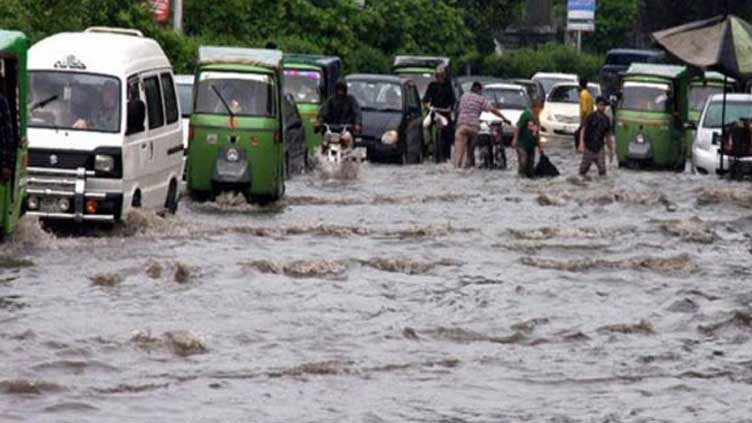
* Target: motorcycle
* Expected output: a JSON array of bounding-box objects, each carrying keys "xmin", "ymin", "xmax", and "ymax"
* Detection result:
[
  {"xmin": 423, "ymin": 106, "xmax": 451, "ymax": 163},
  {"xmin": 318, "ymin": 124, "xmax": 364, "ymax": 163},
  {"xmin": 477, "ymin": 118, "xmax": 510, "ymax": 170}
]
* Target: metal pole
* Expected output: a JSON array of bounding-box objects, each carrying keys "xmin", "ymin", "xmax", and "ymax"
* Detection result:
[
  {"xmin": 173, "ymin": 0, "xmax": 183, "ymax": 34},
  {"xmin": 576, "ymin": 31, "xmax": 582, "ymax": 52}
]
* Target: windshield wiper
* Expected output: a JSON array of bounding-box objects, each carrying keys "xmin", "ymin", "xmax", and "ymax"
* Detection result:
[
  {"xmin": 31, "ymin": 95, "xmax": 59, "ymax": 111},
  {"xmin": 211, "ymin": 84, "xmax": 235, "ymax": 118}
]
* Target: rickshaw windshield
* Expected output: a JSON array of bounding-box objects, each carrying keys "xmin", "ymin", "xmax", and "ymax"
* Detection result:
[
  {"xmin": 702, "ymin": 101, "xmax": 752, "ymax": 128},
  {"xmin": 283, "ymin": 69, "xmax": 322, "ymax": 104},
  {"xmin": 348, "ymin": 81, "xmax": 403, "ymax": 112},
  {"xmin": 621, "ymin": 82, "xmax": 671, "ymax": 113},
  {"xmin": 195, "ymin": 71, "xmax": 276, "ymax": 117},
  {"xmin": 176, "ymin": 82, "xmax": 193, "ymax": 117},
  {"xmin": 689, "ymin": 85, "xmax": 725, "ymax": 112},
  {"xmin": 28, "ymin": 71, "xmax": 121, "ymax": 133},
  {"xmin": 484, "ymin": 88, "xmax": 530, "ymax": 109}
]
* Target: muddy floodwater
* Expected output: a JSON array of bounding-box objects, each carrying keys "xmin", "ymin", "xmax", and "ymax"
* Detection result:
[{"xmin": 3, "ymin": 144, "xmax": 752, "ymax": 422}]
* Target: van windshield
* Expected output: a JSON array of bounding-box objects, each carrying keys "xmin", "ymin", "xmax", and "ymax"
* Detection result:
[
  {"xmin": 689, "ymin": 85, "xmax": 725, "ymax": 112},
  {"xmin": 621, "ymin": 82, "xmax": 671, "ymax": 113},
  {"xmin": 195, "ymin": 71, "xmax": 275, "ymax": 117},
  {"xmin": 283, "ymin": 69, "xmax": 322, "ymax": 104},
  {"xmin": 28, "ymin": 71, "xmax": 121, "ymax": 133},
  {"xmin": 702, "ymin": 101, "xmax": 752, "ymax": 128}
]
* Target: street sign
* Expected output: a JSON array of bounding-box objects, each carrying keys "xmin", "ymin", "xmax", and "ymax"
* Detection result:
[
  {"xmin": 151, "ymin": 0, "xmax": 170, "ymax": 25},
  {"xmin": 567, "ymin": 0, "xmax": 595, "ymax": 32}
]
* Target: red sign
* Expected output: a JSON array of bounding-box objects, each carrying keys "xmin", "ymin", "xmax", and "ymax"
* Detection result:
[{"xmin": 151, "ymin": 0, "xmax": 170, "ymax": 24}]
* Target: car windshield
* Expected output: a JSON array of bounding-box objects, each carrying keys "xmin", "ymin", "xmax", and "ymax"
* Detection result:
[
  {"xmin": 702, "ymin": 101, "xmax": 752, "ymax": 128},
  {"xmin": 348, "ymin": 80, "xmax": 403, "ymax": 111},
  {"xmin": 484, "ymin": 88, "xmax": 530, "ymax": 109},
  {"xmin": 547, "ymin": 85, "xmax": 580, "ymax": 104},
  {"xmin": 620, "ymin": 82, "xmax": 671, "ymax": 113},
  {"xmin": 400, "ymin": 74, "xmax": 432, "ymax": 98},
  {"xmin": 28, "ymin": 71, "xmax": 121, "ymax": 133},
  {"xmin": 536, "ymin": 77, "xmax": 574, "ymax": 95},
  {"xmin": 689, "ymin": 85, "xmax": 725, "ymax": 112},
  {"xmin": 177, "ymin": 82, "xmax": 193, "ymax": 118},
  {"xmin": 283, "ymin": 69, "xmax": 322, "ymax": 104},
  {"xmin": 195, "ymin": 71, "xmax": 275, "ymax": 117}
]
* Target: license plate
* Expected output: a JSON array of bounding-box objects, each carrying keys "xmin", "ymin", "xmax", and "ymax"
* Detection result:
[
  {"xmin": 216, "ymin": 160, "xmax": 247, "ymax": 178},
  {"xmin": 40, "ymin": 197, "xmax": 61, "ymax": 213}
]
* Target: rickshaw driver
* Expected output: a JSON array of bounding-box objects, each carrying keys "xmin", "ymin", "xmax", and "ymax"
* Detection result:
[
  {"xmin": 72, "ymin": 80, "xmax": 119, "ymax": 131},
  {"xmin": 316, "ymin": 79, "xmax": 362, "ymax": 147}
]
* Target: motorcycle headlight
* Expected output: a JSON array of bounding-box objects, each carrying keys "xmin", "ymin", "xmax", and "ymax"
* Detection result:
[
  {"xmin": 636, "ymin": 133, "xmax": 646, "ymax": 144},
  {"xmin": 226, "ymin": 147, "xmax": 240, "ymax": 162},
  {"xmin": 94, "ymin": 154, "xmax": 115, "ymax": 173},
  {"xmin": 381, "ymin": 130, "xmax": 399, "ymax": 145}
]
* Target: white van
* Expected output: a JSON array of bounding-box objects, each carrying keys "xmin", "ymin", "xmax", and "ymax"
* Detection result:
[{"xmin": 26, "ymin": 27, "xmax": 183, "ymax": 222}]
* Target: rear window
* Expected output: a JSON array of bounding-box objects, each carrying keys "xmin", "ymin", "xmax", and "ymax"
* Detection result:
[
  {"xmin": 195, "ymin": 71, "xmax": 276, "ymax": 117},
  {"xmin": 176, "ymin": 82, "xmax": 193, "ymax": 117}
]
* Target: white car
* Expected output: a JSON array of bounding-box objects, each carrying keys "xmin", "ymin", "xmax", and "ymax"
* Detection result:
[
  {"xmin": 481, "ymin": 83, "xmax": 531, "ymax": 142},
  {"xmin": 692, "ymin": 93, "xmax": 752, "ymax": 175},
  {"xmin": 532, "ymin": 72, "xmax": 578, "ymax": 97},
  {"xmin": 540, "ymin": 82, "xmax": 585, "ymax": 143},
  {"xmin": 26, "ymin": 27, "xmax": 183, "ymax": 222},
  {"xmin": 174, "ymin": 74, "xmax": 193, "ymax": 152}
]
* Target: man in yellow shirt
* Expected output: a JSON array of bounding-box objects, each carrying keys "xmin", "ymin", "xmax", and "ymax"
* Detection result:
[{"xmin": 575, "ymin": 77, "xmax": 594, "ymax": 149}]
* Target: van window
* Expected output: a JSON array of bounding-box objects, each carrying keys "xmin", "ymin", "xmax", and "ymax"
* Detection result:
[
  {"xmin": 160, "ymin": 73, "xmax": 179, "ymax": 124},
  {"xmin": 143, "ymin": 76, "xmax": 164, "ymax": 129},
  {"xmin": 126, "ymin": 78, "xmax": 146, "ymax": 135},
  {"xmin": 28, "ymin": 71, "xmax": 121, "ymax": 133}
]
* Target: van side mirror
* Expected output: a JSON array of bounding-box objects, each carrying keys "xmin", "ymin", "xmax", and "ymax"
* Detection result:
[
  {"xmin": 684, "ymin": 121, "xmax": 697, "ymax": 130},
  {"xmin": 126, "ymin": 98, "xmax": 146, "ymax": 135}
]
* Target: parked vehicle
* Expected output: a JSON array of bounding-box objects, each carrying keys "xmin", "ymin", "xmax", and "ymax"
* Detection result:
[
  {"xmin": 615, "ymin": 63, "xmax": 689, "ymax": 170},
  {"xmin": 600, "ymin": 49, "xmax": 664, "ymax": 99},
  {"xmin": 539, "ymin": 82, "xmax": 585, "ymax": 143},
  {"xmin": 692, "ymin": 93, "xmax": 752, "ymax": 175},
  {"xmin": 26, "ymin": 27, "xmax": 183, "ymax": 222},
  {"xmin": 187, "ymin": 47, "xmax": 287, "ymax": 203},
  {"xmin": 689, "ymin": 72, "xmax": 735, "ymax": 124},
  {"xmin": 456, "ymin": 76, "xmax": 505, "ymax": 98},
  {"xmin": 531, "ymin": 72, "xmax": 578, "ymax": 97},
  {"xmin": 346, "ymin": 74, "xmax": 424, "ymax": 164},
  {"xmin": 281, "ymin": 93, "xmax": 306, "ymax": 176},
  {"xmin": 283, "ymin": 54, "xmax": 341, "ymax": 155},
  {"xmin": 482, "ymin": 82, "xmax": 531, "ymax": 145},
  {"xmin": 392, "ymin": 55, "xmax": 449, "ymax": 98},
  {"xmin": 510, "ymin": 78, "xmax": 546, "ymax": 104},
  {"xmin": 0, "ymin": 30, "xmax": 28, "ymax": 239}
]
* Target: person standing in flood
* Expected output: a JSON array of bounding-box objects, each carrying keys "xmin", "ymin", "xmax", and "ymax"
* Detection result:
[
  {"xmin": 454, "ymin": 82, "xmax": 509, "ymax": 170},
  {"xmin": 575, "ymin": 77, "xmax": 594, "ymax": 149},
  {"xmin": 512, "ymin": 99, "xmax": 544, "ymax": 178},
  {"xmin": 578, "ymin": 96, "xmax": 614, "ymax": 177}
]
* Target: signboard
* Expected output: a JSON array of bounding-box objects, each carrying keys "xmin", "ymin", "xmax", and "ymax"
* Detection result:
[
  {"xmin": 567, "ymin": 0, "xmax": 595, "ymax": 32},
  {"xmin": 151, "ymin": 0, "xmax": 170, "ymax": 25}
]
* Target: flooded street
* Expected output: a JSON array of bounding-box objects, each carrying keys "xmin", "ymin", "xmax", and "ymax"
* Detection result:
[{"xmin": 3, "ymin": 143, "xmax": 752, "ymax": 422}]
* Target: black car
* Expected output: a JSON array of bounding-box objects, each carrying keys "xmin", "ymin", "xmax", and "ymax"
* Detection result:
[
  {"xmin": 600, "ymin": 49, "xmax": 665, "ymax": 98},
  {"xmin": 346, "ymin": 74, "xmax": 424, "ymax": 164},
  {"xmin": 282, "ymin": 93, "xmax": 306, "ymax": 176}
]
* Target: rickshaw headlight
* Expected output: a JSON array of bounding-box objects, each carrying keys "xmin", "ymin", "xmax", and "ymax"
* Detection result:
[
  {"xmin": 226, "ymin": 147, "xmax": 240, "ymax": 163},
  {"xmin": 636, "ymin": 133, "xmax": 646, "ymax": 144},
  {"xmin": 94, "ymin": 154, "xmax": 115, "ymax": 174},
  {"xmin": 381, "ymin": 130, "xmax": 399, "ymax": 145},
  {"xmin": 57, "ymin": 198, "xmax": 70, "ymax": 212},
  {"xmin": 27, "ymin": 196, "xmax": 39, "ymax": 210}
]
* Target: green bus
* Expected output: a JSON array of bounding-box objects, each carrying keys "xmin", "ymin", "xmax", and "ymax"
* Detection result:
[
  {"xmin": 187, "ymin": 47, "xmax": 286, "ymax": 203},
  {"xmin": 0, "ymin": 31, "xmax": 27, "ymax": 240},
  {"xmin": 615, "ymin": 63, "xmax": 690, "ymax": 170},
  {"xmin": 283, "ymin": 54, "xmax": 341, "ymax": 155}
]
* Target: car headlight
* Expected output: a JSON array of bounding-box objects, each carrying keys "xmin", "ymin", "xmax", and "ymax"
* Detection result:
[
  {"xmin": 94, "ymin": 154, "xmax": 115, "ymax": 173},
  {"xmin": 381, "ymin": 130, "xmax": 398, "ymax": 145},
  {"xmin": 226, "ymin": 147, "xmax": 240, "ymax": 162}
]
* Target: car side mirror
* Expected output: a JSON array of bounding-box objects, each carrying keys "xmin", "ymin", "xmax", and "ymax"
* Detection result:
[{"xmin": 126, "ymin": 99, "xmax": 146, "ymax": 135}]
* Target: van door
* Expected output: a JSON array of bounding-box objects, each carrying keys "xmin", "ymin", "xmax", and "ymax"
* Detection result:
[
  {"xmin": 158, "ymin": 72, "xmax": 183, "ymax": 187},
  {"xmin": 141, "ymin": 72, "xmax": 170, "ymax": 208},
  {"xmin": 125, "ymin": 76, "xmax": 148, "ymax": 208}
]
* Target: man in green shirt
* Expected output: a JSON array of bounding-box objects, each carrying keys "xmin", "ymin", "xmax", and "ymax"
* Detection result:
[{"xmin": 512, "ymin": 99, "xmax": 544, "ymax": 178}]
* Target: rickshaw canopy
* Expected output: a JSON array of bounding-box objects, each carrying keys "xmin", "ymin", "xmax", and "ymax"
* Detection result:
[{"xmin": 198, "ymin": 47, "xmax": 283, "ymax": 70}]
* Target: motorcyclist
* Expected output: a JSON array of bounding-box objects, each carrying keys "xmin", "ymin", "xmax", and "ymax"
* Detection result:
[
  {"xmin": 317, "ymin": 79, "xmax": 362, "ymax": 143},
  {"xmin": 422, "ymin": 64, "xmax": 456, "ymax": 162}
]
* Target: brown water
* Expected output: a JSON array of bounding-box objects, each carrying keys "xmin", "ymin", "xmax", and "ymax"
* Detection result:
[{"xmin": 2, "ymin": 144, "xmax": 752, "ymax": 422}]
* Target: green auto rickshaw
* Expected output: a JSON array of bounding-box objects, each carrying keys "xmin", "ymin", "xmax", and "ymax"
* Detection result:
[
  {"xmin": 187, "ymin": 47, "xmax": 286, "ymax": 203},
  {"xmin": 0, "ymin": 30, "xmax": 28, "ymax": 240},
  {"xmin": 283, "ymin": 54, "xmax": 341, "ymax": 153},
  {"xmin": 615, "ymin": 63, "xmax": 690, "ymax": 170}
]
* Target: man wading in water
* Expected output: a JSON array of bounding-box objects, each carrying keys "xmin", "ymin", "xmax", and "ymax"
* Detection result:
[
  {"xmin": 578, "ymin": 96, "xmax": 614, "ymax": 177},
  {"xmin": 454, "ymin": 81, "xmax": 509, "ymax": 170},
  {"xmin": 512, "ymin": 99, "xmax": 544, "ymax": 178}
]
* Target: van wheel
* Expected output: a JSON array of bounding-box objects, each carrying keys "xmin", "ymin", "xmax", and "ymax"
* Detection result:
[{"xmin": 165, "ymin": 180, "xmax": 179, "ymax": 214}]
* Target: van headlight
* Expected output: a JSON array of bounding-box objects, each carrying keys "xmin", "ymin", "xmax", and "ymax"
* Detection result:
[
  {"xmin": 381, "ymin": 130, "xmax": 398, "ymax": 145},
  {"xmin": 94, "ymin": 154, "xmax": 115, "ymax": 174}
]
